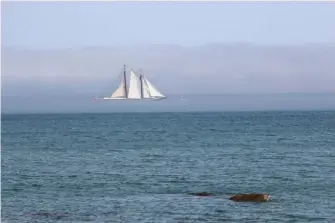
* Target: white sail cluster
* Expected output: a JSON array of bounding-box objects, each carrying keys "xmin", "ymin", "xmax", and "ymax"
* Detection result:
[{"xmin": 103, "ymin": 69, "xmax": 166, "ymax": 100}]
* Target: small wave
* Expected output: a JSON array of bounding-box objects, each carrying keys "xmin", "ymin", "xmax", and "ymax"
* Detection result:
[
  {"xmin": 31, "ymin": 183, "xmax": 42, "ymax": 188},
  {"xmin": 68, "ymin": 175, "xmax": 77, "ymax": 178},
  {"xmin": 30, "ymin": 211, "xmax": 70, "ymax": 220},
  {"xmin": 284, "ymin": 214, "xmax": 327, "ymax": 221}
]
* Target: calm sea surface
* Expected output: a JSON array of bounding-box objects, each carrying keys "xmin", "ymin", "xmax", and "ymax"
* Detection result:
[{"xmin": 2, "ymin": 111, "xmax": 335, "ymax": 222}]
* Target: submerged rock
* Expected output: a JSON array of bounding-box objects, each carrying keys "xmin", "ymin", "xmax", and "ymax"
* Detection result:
[
  {"xmin": 229, "ymin": 193, "xmax": 270, "ymax": 202},
  {"xmin": 189, "ymin": 192, "xmax": 214, "ymax": 197}
]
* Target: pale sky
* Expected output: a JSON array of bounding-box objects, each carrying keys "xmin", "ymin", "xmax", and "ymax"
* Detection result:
[{"xmin": 2, "ymin": 1, "xmax": 335, "ymax": 49}]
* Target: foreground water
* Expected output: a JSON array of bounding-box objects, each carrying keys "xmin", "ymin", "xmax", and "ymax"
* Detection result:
[{"xmin": 2, "ymin": 111, "xmax": 335, "ymax": 222}]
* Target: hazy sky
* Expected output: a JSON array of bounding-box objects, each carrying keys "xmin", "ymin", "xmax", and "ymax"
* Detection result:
[
  {"xmin": 2, "ymin": 2, "xmax": 335, "ymax": 113},
  {"xmin": 3, "ymin": 2, "xmax": 335, "ymax": 49}
]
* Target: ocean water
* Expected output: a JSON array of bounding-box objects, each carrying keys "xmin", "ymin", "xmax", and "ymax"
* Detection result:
[{"xmin": 1, "ymin": 111, "xmax": 335, "ymax": 222}]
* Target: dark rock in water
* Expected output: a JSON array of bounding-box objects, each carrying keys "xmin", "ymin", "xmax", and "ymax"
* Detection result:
[
  {"xmin": 229, "ymin": 194, "xmax": 270, "ymax": 202},
  {"xmin": 189, "ymin": 192, "xmax": 214, "ymax": 197}
]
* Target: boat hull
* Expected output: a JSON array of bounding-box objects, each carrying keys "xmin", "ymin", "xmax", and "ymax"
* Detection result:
[
  {"xmin": 102, "ymin": 97, "xmax": 127, "ymax": 100},
  {"xmin": 100, "ymin": 97, "xmax": 166, "ymax": 100}
]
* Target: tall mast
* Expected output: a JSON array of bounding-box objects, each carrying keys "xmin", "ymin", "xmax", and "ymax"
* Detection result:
[
  {"xmin": 139, "ymin": 69, "xmax": 144, "ymax": 99},
  {"xmin": 140, "ymin": 75, "xmax": 144, "ymax": 99},
  {"xmin": 123, "ymin": 64, "xmax": 128, "ymax": 98}
]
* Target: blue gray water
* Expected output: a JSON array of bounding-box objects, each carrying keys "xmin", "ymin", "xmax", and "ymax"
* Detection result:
[{"xmin": 2, "ymin": 111, "xmax": 335, "ymax": 222}]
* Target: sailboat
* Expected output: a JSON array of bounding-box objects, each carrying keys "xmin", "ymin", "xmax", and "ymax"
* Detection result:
[{"xmin": 102, "ymin": 65, "xmax": 166, "ymax": 100}]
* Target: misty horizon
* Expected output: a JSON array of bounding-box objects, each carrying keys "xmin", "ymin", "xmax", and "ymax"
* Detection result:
[
  {"xmin": 3, "ymin": 43, "xmax": 335, "ymax": 95},
  {"xmin": 2, "ymin": 43, "xmax": 335, "ymax": 113}
]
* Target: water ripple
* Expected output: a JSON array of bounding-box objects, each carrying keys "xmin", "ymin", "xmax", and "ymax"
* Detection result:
[{"xmin": 2, "ymin": 111, "xmax": 335, "ymax": 222}]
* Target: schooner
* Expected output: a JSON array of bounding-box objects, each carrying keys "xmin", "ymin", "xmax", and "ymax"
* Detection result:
[{"xmin": 101, "ymin": 65, "xmax": 166, "ymax": 100}]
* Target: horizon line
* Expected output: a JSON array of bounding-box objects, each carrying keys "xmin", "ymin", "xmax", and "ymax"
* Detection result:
[
  {"xmin": 2, "ymin": 108, "xmax": 335, "ymax": 116},
  {"xmin": 2, "ymin": 91, "xmax": 335, "ymax": 98},
  {"xmin": 3, "ymin": 42, "xmax": 335, "ymax": 51}
]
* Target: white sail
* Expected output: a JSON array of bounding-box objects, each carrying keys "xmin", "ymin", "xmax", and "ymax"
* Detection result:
[
  {"xmin": 140, "ymin": 76, "xmax": 151, "ymax": 98},
  {"xmin": 127, "ymin": 70, "xmax": 142, "ymax": 99},
  {"xmin": 108, "ymin": 80, "xmax": 126, "ymax": 98},
  {"xmin": 142, "ymin": 76, "xmax": 166, "ymax": 98}
]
